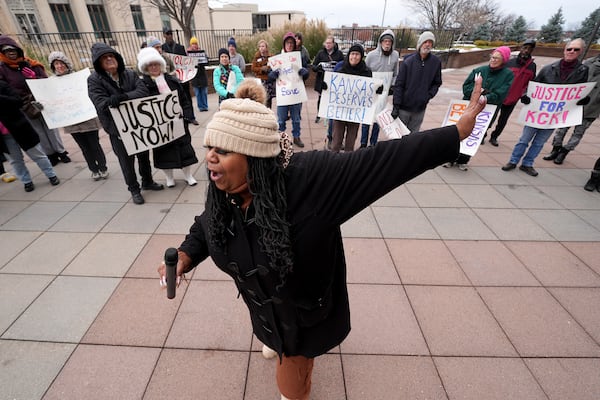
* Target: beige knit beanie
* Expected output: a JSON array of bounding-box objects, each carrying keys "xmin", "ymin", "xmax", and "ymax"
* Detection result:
[{"xmin": 204, "ymin": 98, "xmax": 281, "ymax": 158}]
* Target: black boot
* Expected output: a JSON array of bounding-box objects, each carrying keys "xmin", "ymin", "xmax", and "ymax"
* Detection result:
[
  {"xmin": 47, "ymin": 153, "xmax": 60, "ymax": 166},
  {"xmin": 584, "ymin": 171, "xmax": 600, "ymax": 192},
  {"xmin": 58, "ymin": 151, "xmax": 71, "ymax": 163},
  {"xmin": 553, "ymin": 148, "xmax": 569, "ymax": 164},
  {"xmin": 543, "ymin": 145, "xmax": 562, "ymax": 161}
]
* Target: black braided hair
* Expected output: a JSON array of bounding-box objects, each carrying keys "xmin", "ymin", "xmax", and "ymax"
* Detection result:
[{"xmin": 206, "ymin": 156, "xmax": 294, "ymax": 289}]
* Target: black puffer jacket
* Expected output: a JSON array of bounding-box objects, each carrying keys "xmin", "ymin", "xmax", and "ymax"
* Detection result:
[
  {"xmin": 87, "ymin": 43, "xmax": 149, "ymax": 137},
  {"xmin": 312, "ymin": 44, "xmax": 344, "ymax": 92},
  {"xmin": 141, "ymin": 73, "xmax": 198, "ymax": 169}
]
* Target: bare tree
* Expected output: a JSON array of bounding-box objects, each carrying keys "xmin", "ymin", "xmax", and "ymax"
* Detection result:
[
  {"xmin": 145, "ymin": 0, "xmax": 200, "ymax": 43},
  {"xmin": 408, "ymin": 0, "xmax": 502, "ymax": 35}
]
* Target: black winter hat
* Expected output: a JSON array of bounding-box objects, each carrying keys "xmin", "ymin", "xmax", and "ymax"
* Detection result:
[
  {"xmin": 523, "ymin": 39, "xmax": 536, "ymax": 48},
  {"xmin": 348, "ymin": 43, "xmax": 365, "ymax": 58},
  {"xmin": 218, "ymin": 48, "xmax": 229, "ymax": 58}
]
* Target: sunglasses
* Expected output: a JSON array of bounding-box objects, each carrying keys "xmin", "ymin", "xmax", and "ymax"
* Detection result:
[{"xmin": 566, "ymin": 48, "xmax": 581, "ymax": 52}]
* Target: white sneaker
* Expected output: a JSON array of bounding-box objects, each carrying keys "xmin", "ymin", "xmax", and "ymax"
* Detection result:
[
  {"xmin": 442, "ymin": 162, "xmax": 454, "ymax": 168},
  {"xmin": 92, "ymin": 172, "xmax": 101, "ymax": 181},
  {"xmin": 99, "ymin": 170, "xmax": 109, "ymax": 179},
  {"xmin": 262, "ymin": 344, "xmax": 277, "ymax": 359},
  {"xmin": 457, "ymin": 163, "xmax": 468, "ymax": 171},
  {"xmin": 164, "ymin": 169, "xmax": 175, "ymax": 188}
]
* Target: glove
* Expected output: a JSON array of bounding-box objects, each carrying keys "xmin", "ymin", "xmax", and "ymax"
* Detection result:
[
  {"xmin": 391, "ymin": 106, "xmax": 400, "ymax": 120},
  {"xmin": 320, "ymin": 82, "xmax": 328, "ymax": 91},
  {"xmin": 298, "ymin": 67, "xmax": 309, "ymax": 78},
  {"xmin": 576, "ymin": 96, "xmax": 590, "ymax": 106},
  {"xmin": 268, "ymin": 69, "xmax": 280, "ymax": 81},
  {"xmin": 375, "ymin": 85, "xmax": 384, "ymax": 95},
  {"xmin": 31, "ymin": 101, "xmax": 43, "ymax": 111},
  {"xmin": 109, "ymin": 94, "xmax": 128, "ymax": 108},
  {"xmin": 21, "ymin": 67, "xmax": 36, "ymax": 79},
  {"xmin": 388, "ymin": 87, "xmax": 394, "ymax": 96},
  {"xmin": 226, "ymin": 92, "xmax": 235, "ymax": 99},
  {"xmin": 520, "ymin": 95, "xmax": 531, "ymax": 105}
]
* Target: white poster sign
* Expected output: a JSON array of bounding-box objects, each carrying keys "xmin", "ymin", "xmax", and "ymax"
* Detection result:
[
  {"xmin": 517, "ymin": 81, "xmax": 595, "ymax": 129},
  {"xmin": 164, "ymin": 53, "xmax": 198, "ymax": 82},
  {"xmin": 268, "ymin": 51, "xmax": 307, "ymax": 106},
  {"xmin": 109, "ymin": 91, "xmax": 185, "ymax": 155},
  {"xmin": 317, "ymin": 71, "xmax": 383, "ymax": 124},
  {"xmin": 26, "ymin": 68, "xmax": 97, "ymax": 129},
  {"xmin": 442, "ymin": 100, "xmax": 497, "ymax": 156},
  {"xmin": 372, "ymin": 71, "xmax": 394, "ymax": 117},
  {"xmin": 376, "ymin": 108, "xmax": 410, "ymax": 139}
]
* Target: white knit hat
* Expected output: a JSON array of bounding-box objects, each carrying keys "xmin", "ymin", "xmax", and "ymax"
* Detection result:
[
  {"xmin": 137, "ymin": 47, "xmax": 166, "ymax": 74},
  {"xmin": 417, "ymin": 31, "xmax": 436, "ymax": 51},
  {"xmin": 204, "ymin": 98, "xmax": 281, "ymax": 158}
]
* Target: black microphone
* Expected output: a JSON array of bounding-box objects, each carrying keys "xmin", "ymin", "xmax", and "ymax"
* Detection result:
[{"xmin": 164, "ymin": 247, "xmax": 178, "ymax": 299}]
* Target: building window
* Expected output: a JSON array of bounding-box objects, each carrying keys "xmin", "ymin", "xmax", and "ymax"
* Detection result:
[
  {"xmin": 252, "ymin": 14, "xmax": 269, "ymax": 32},
  {"xmin": 159, "ymin": 8, "xmax": 171, "ymax": 31},
  {"xmin": 50, "ymin": 3, "xmax": 80, "ymax": 39},
  {"xmin": 130, "ymin": 4, "xmax": 146, "ymax": 36},
  {"xmin": 87, "ymin": 3, "xmax": 111, "ymax": 38}
]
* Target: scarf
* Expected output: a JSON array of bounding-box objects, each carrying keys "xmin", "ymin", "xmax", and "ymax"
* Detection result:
[
  {"xmin": 219, "ymin": 64, "xmax": 231, "ymax": 88},
  {"xmin": 0, "ymin": 53, "xmax": 45, "ymax": 72}
]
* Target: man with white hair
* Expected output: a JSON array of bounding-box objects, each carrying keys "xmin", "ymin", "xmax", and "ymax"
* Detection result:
[{"xmin": 391, "ymin": 31, "xmax": 442, "ymax": 133}]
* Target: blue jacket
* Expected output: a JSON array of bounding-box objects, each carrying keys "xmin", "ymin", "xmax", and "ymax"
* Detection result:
[{"xmin": 393, "ymin": 52, "xmax": 442, "ymax": 112}]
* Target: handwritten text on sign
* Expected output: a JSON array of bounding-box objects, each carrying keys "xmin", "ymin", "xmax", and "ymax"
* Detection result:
[
  {"xmin": 377, "ymin": 108, "xmax": 410, "ymax": 139},
  {"xmin": 517, "ymin": 82, "xmax": 595, "ymax": 129},
  {"xmin": 164, "ymin": 53, "xmax": 198, "ymax": 83},
  {"xmin": 268, "ymin": 51, "xmax": 307, "ymax": 106},
  {"xmin": 442, "ymin": 100, "xmax": 497, "ymax": 156},
  {"xmin": 26, "ymin": 68, "xmax": 97, "ymax": 129},
  {"xmin": 317, "ymin": 71, "xmax": 383, "ymax": 124},
  {"xmin": 109, "ymin": 91, "xmax": 185, "ymax": 155}
]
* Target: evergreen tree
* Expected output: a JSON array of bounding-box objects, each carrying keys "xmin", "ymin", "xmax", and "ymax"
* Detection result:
[
  {"xmin": 504, "ymin": 16, "xmax": 528, "ymax": 42},
  {"xmin": 537, "ymin": 7, "xmax": 565, "ymax": 43},
  {"xmin": 473, "ymin": 23, "xmax": 492, "ymax": 41},
  {"xmin": 572, "ymin": 7, "xmax": 600, "ymax": 45}
]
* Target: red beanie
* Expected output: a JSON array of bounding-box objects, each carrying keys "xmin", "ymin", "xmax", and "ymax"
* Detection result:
[{"xmin": 495, "ymin": 46, "xmax": 511, "ymax": 63}]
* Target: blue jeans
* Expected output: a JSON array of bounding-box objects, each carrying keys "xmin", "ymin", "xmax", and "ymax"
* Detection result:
[
  {"xmin": 3, "ymin": 133, "xmax": 55, "ymax": 183},
  {"xmin": 509, "ymin": 126, "xmax": 554, "ymax": 167},
  {"xmin": 277, "ymin": 103, "xmax": 302, "ymax": 138},
  {"xmin": 360, "ymin": 123, "xmax": 380, "ymax": 146},
  {"xmin": 193, "ymin": 86, "xmax": 208, "ymax": 110}
]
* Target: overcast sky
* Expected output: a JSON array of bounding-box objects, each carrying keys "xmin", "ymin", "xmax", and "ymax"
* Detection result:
[{"xmin": 209, "ymin": 1, "xmax": 593, "ymax": 31}]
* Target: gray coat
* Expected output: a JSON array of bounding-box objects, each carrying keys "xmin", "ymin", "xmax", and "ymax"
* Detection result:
[{"xmin": 583, "ymin": 55, "xmax": 600, "ymax": 119}]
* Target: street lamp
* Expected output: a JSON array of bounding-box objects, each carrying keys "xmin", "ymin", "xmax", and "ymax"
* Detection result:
[{"xmin": 381, "ymin": 0, "xmax": 387, "ymax": 27}]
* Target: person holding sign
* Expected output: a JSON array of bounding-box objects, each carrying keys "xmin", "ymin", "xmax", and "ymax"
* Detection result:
[
  {"xmin": 87, "ymin": 43, "xmax": 164, "ymax": 205},
  {"xmin": 157, "ymin": 77, "xmax": 487, "ymax": 400},
  {"xmin": 251, "ymin": 39, "xmax": 276, "ymax": 109},
  {"xmin": 363, "ymin": 29, "xmax": 401, "ymax": 148},
  {"xmin": 321, "ymin": 43, "xmax": 380, "ymax": 152},
  {"xmin": 503, "ymin": 38, "xmax": 589, "ymax": 177},
  {"xmin": 188, "ymin": 37, "xmax": 209, "ymax": 112},
  {"xmin": 446, "ymin": 46, "xmax": 513, "ymax": 171},
  {"xmin": 48, "ymin": 51, "xmax": 108, "ymax": 181},
  {"xmin": 312, "ymin": 36, "xmax": 344, "ymax": 129},
  {"xmin": 545, "ymin": 51, "xmax": 599, "ymax": 165},
  {"xmin": 391, "ymin": 31, "xmax": 442, "ymax": 135},
  {"xmin": 213, "ymin": 48, "xmax": 244, "ymax": 105},
  {"xmin": 268, "ymin": 32, "xmax": 310, "ymax": 148},
  {"xmin": 0, "ymin": 36, "xmax": 70, "ymax": 166},
  {"xmin": 138, "ymin": 47, "xmax": 199, "ymax": 188}
]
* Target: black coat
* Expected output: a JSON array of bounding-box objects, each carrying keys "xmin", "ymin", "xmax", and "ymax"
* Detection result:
[
  {"xmin": 0, "ymin": 80, "xmax": 40, "ymax": 151},
  {"xmin": 87, "ymin": 43, "xmax": 149, "ymax": 137},
  {"xmin": 141, "ymin": 74, "xmax": 198, "ymax": 169},
  {"xmin": 312, "ymin": 46, "xmax": 344, "ymax": 92},
  {"xmin": 179, "ymin": 125, "xmax": 460, "ymax": 358}
]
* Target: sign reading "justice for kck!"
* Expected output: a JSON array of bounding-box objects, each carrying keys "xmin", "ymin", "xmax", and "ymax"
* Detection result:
[
  {"xmin": 517, "ymin": 81, "xmax": 596, "ymax": 129},
  {"xmin": 317, "ymin": 71, "xmax": 383, "ymax": 124},
  {"xmin": 109, "ymin": 91, "xmax": 185, "ymax": 155}
]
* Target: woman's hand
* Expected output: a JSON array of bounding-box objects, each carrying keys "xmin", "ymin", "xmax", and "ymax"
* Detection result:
[
  {"xmin": 456, "ymin": 73, "xmax": 487, "ymax": 141},
  {"xmin": 157, "ymin": 250, "xmax": 192, "ymax": 288}
]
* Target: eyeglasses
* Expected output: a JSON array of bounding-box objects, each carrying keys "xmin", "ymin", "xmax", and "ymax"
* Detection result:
[
  {"xmin": 566, "ymin": 48, "xmax": 581, "ymax": 52},
  {"xmin": 490, "ymin": 56, "xmax": 502, "ymax": 60}
]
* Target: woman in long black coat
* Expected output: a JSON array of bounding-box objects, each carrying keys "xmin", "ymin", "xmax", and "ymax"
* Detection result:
[{"xmin": 137, "ymin": 47, "xmax": 198, "ymax": 187}]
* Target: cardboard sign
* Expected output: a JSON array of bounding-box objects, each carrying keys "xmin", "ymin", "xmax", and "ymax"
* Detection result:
[
  {"xmin": 268, "ymin": 51, "xmax": 307, "ymax": 106},
  {"xmin": 517, "ymin": 82, "xmax": 595, "ymax": 129},
  {"xmin": 317, "ymin": 71, "xmax": 383, "ymax": 124},
  {"xmin": 163, "ymin": 53, "xmax": 198, "ymax": 82},
  {"xmin": 442, "ymin": 100, "xmax": 497, "ymax": 156},
  {"xmin": 377, "ymin": 108, "xmax": 410, "ymax": 139},
  {"xmin": 109, "ymin": 91, "xmax": 185, "ymax": 155},
  {"xmin": 26, "ymin": 68, "xmax": 97, "ymax": 129},
  {"xmin": 372, "ymin": 71, "xmax": 394, "ymax": 117}
]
